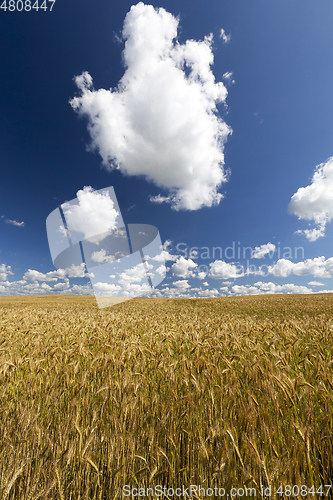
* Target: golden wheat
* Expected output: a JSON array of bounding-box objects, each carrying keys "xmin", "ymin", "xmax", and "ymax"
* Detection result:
[{"xmin": 0, "ymin": 294, "xmax": 332, "ymax": 498}]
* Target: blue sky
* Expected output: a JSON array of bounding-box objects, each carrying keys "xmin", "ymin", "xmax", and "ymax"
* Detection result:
[{"xmin": 1, "ymin": 0, "xmax": 333, "ymax": 300}]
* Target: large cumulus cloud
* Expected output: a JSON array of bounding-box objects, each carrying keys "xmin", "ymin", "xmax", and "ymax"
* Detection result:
[{"xmin": 70, "ymin": 2, "xmax": 231, "ymax": 211}]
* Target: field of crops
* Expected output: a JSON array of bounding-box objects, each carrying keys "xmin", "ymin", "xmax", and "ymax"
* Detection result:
[{"xmin": 0, "ymin": 294, "xmax": 333, "ymax": 499}]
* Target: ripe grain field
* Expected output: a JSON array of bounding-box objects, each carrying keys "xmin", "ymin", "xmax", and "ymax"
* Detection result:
[{"xmin": 0, "ymin": 294, "xmax": 333, "ymax": 499}]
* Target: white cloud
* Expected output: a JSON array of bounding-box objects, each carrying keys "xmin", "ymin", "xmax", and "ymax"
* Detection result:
[
  {"xmin": 197, "ymin": 271, "xmax": 207, "ymax": 280},
  {"xmin": 220, "ymin": 29, "xmax": 231, "ymax": 43},
  {"xmin": 222, "ymin": 72, "xmax": 234, "ymax": 85},
  {"xmin": 171, "ymin": 256, "xmax": 197, "ymax": 278},
  {"xmin": 94, "ymin": 282, "xmax": 122, "ymax": 293},
  {"xmin": 208, "ymin": 260, "xmax": 243, "ymax": 279},
  {"xmin": 62, "ymin": 186, "xmax": 119, "ymax": 243},
  {"xmin": 198, "ymin": 288, "xmax": 220, "ymax": 297},
  {"xmin": 308, "ymin": 281, "xmax": 324, "ymax": 287},
  {"xmin": 172, "ymin": 279, "xmax": 191, "ymax": 289},
  {"xmin": 267, "ymin": 257, "xmax": 333, "ymax": 278},
  {"xmin": 91, "ymin": 249, "xmax": 116, "ymax": 264},
  {"xmin": 3, "ymin": 218, "xmax": 25, "ymax": 227},
  {"xmin": 188, "ymin": 249, "xmax": 199, "ymax": 258},
  {"xmin": 149, "ymin": 194, "xmax": 170, "ymax": 204},
  {"xmin": 23, "ymin": 269, "xmax": 59, "ymax": 282},
  {"xmin": 152, "ymin": 250, "xmax": 176, "ymax": 263},
  {"xmin": 231, "ymin": 285, "xmax": 260, "ymax": 295},
  {"xmin": 122, "ymin": 283, "xmax": 152, "ymax": 296},
  {"xmin": 156, "ymin": 264, "xmax": 167, "ymax": 276},
  {"xmin": 254, "ymin": 281, "xmax": 312, "ymax": 294},
  {"xmin": 289, "ymin": 156, "xmax": 333, "ymax": 241},
  {"xmin": 118, "ymin": 262, "xmax": 152, "ymax": 287},
  {"xmin": 230, "ymin": 282, "xmax": 313, "ymax": 296},
  {"xmin": 146, "ymin": 240, "xmax": 178, "ymax": 263},
  {"xmin": 252, "ymin": 242, "xmax": 275, "ymax": 259},
  {"xmin": 0, "ymin": 281, "xmax": 12, "ymax": 290},
  {"xmin": 146, "ymin": 286, "xmax": 192, "ymax": 298},
  {"xmin": 0, "ymin": 264, "xmax": 13, "ymax": 281},
  {"xmin": 70, "ymin": 284, "xmax": 94, "ymax": 295},
  {"xmin": 66, "ymin": 263, "xmax": 88, "ymax": 278},
  {"xmin": 0, "ymin": 274, "xmax": 94, "ymax": 296},
  {"xmin": 295, "ymin": 223, "xmax": 326, "ymax": 242},
  {"xmin": 53, "ymin": 281, "xmax": 70, "ymax": 291},
  {"xmin": 23, "ymin": 264, "xmax": 88, "ymax": 282},
  {"xmin": 40, "ymin": 283, "xmax": 52, "ymax": 291},
  {"xmin": 70, "ymin": 3, "xmax": 231, "ymax": 211}
]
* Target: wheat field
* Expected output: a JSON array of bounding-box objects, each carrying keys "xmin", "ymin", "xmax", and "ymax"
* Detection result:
[{"xmin": 0, "ymin": 294, "xmax": 333, "ymax": 499}]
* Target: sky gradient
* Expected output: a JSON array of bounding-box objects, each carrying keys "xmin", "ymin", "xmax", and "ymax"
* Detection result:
[{"xmin": 1, "ymin": 0, "xmax": 333, "ymax": 300}]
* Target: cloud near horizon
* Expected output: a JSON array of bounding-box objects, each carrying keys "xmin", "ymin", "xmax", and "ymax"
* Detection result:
[
  {"xmin": 70, "ymin": 2, "xmax": 231, "ymax": 211},
  {"xmin": 267, "ymin": 256, "xmax": 333, "ymax": 278},
  {"xmin": 23, "ymin": 263, "xmax": 88, "ymax": 282}
]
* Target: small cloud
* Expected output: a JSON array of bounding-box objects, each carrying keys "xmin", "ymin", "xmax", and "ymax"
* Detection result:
[
  {"xmin": 150, "ymin": 194, "xmax": 171, "ymax": 205},
  {"xmin": 118, "ymin": 262, "xmax": 152, "ymax": 287},
  {"xmin": 62, "ymin": 186, "xmax": 119, "ymax": 244},
  {"xmin": 252, "ymin": 242, "xmax": 276, "ymax": 259},
  {"xmin": 156, "ymin": 264, "xmax": 167, "ymax": 276},
  {"xmin": 222, "ymin": 72, "xmax": 235, "ymax": 85},
  {"xmin": 295, "ymin": 224, "xmax": 326, "ymax": 242},
  {"xmin": 66, "ymin": 263, "xmax": 89, "ymax": 278},
  {"xmin": 146, "ymin": 240, "xmax": 178, "ymax": 263},
  {"xmin": 3, "ymin": 218, "xmax": 25, "ymax": 227},
  {"xmin": 220, "ymin": 29, "xmax": 231, "ymax": 43},
  {"xmin": 208, "ymin": 260, "xmax": 243, "ymax": 279},
  {"xmin": 91, "ymin": 249, "xmax": 116, "ymax": 264},
  {"xmin": 172, "ymin": 279, "xmax": 191, "ymax": 289},
  {"xmin": 308, "ymin": 281, "xmax": 324, "ymax": 287},
  {"xmin": 171, "ymin": 256, "xmax": 197, "ymax": 278}
]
